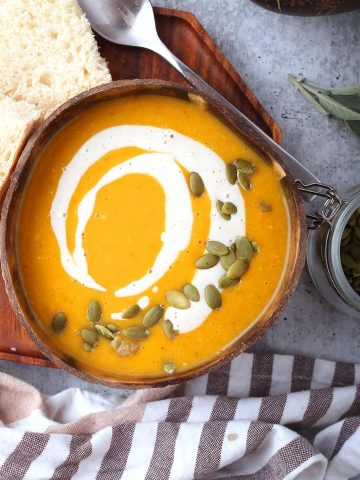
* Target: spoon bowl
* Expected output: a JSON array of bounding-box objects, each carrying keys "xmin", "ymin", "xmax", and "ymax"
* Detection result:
[{"xmin": 78, "ymin": 0, "xmax": 158, "ymax": 48}]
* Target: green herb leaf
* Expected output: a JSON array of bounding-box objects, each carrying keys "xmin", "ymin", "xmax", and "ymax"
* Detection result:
[
  {"xmin": 330, "ymin": 85, "xmax": 360, "ymax": 96},
  {"xmin": 346, "ymin": 121, "xmax": 360, "ymax": 141},
  {"xmin": 331, "ymin": 95, "xmax": 360, "ymax": 113},
  {"xmin": 288, "ymin": 74, "xmax": 360, "ymax": 143},
  {"xmin": 288, "ymin": 75, "xmax": 329, "ymax": 115},
  {"xmin": 317, "ymin": 94, "xmax": 360, "ymax": 121}
]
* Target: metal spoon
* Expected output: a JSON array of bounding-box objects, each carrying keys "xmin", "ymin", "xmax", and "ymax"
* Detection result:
[{"xmin": 78, "ymin": 0, "xmax": 319, "ymax": 199}]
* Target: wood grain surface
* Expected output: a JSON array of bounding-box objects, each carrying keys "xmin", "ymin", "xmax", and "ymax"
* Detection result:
[{"xmin": 0, "ymin": 7, "xmax": 281, "ymax": 368}]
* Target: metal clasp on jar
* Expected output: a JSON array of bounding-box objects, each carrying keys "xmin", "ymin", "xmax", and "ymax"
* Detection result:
[{"xmin": 295, "ymin": 180, "xmax": 343, "ymax": 230}]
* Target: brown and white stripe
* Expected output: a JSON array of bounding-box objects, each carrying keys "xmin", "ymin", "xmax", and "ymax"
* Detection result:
[{"xmin": 0, "ymin": 353, "xmax": 359, "ymax": 480}]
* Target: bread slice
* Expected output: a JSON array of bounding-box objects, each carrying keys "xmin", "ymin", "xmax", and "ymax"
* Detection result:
[
  {"xmin": 0, "ymin": 0, "xmax": 112, "ymax": 118},
  {"xmin": 0, "ymin": 96, "xmax": 41, "ymax": 187}
]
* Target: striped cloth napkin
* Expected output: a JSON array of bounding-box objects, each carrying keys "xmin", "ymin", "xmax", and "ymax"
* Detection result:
[{"xmin": 0, "ymin": 352, "xmax": 359, "ymax": 480}]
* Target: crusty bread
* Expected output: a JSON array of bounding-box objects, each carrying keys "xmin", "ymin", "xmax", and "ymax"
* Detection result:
[
  {"xmin": 0, "ymin": 0, "xmax": 112, "ymax": 187},
  {"xmin": 0, "ymin": 0, "xmax": 111, "ymax": 117},
  {"xmin": 0, "ymin": 96, "xmax": 40, "ymax": 186}
]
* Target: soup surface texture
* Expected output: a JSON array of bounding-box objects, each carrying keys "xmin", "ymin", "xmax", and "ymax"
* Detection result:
[{"xmin": 16, "ymin": 94, "xmax": 289, "ymax": 379}]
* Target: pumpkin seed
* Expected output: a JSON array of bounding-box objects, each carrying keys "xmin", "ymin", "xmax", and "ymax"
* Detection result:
[
  {"xmin": 123, "ymin": 325, "xmax": 149, "ymax": 340},
  {"xmin": 222, "ymin": 202, "xmax": 237, "ymax": 215},
  {"xmin": 205, "ymin": 284, "xmax": 222, "ymax": 309},
  {"xmin": 237, "ymin": 171, "xmax": 251, "ymax": 191},
  {"xmin": 226, "ymin": 163, "xmax": 237, "ymax": 185},
  {"xmin": 122, "ymin": 304, "xmax": 140, "ymax": 319},
  {"xmin": 164, "ymin": 362, "xmax": 175, "ymax": 374},
  {"xmin": 350, "ymin": 242, "xmax": 360, "ymax": 262},
  {"xmin": 95, "ymin": 324, "xmax": 114, "ymax": 339},
  {"xmin": 51, "ymin": 312, "xmax": 67, "ymax": 332},
  {"xmin": 87, "ymin": 300, "xmax": 101, "ymax": 323},
  {"xmin": 83, "ymin": 342, "xmax": 93, "ymax": 352},
  {"xmin": 195, "ymin": 253, "xmax": 219, "ymax": 269},
  {"xmin": 163, "ymin": 319, "xmax": 175, "ymax": 339},
  {"xmin": 227, "ymin": 258, "xmax": 249, "ymax": 280},
  {"xmin": 216, "ymin": 199, "xmax": 231, "ymax": 221},
  {"xmin": 143, "ymin": 305, "xmax": 164, "ymax": 327},
  {"xmin": 183, "ymin": 283, "xmax": 200, "ymax": 302},
  {"xmin": 111, "ymin": 336, "xmax": 140, "ymax": 356},
  {"xmin": 218, "ymin": 274, "xmax": 240, "ymax": 289},
  {"xmin": 166, "ymin": 290, "xmax": 190, "ymax": 309},
  {"xmin": 348, "ymin": 213, "xmax": 357, "ymax": 227},
  {"xmin": 189, "ymin": 172, "xmax": 204, "ymax": 197},
  {"xmin": 220, "ymin": 249, "xmax": 236, "ymax": 271},
  {"xmin": 353, "ymin": 265, "xmax": 360, "ymax": 278},
  {"xmin": 81, "ymin": 328, "xmax": 98, "ymax": 346},
  {"xmin": 355, "ymin": 226, "xmax": 360, "ymax": 242},
  {"xmin": 106, "ymin": 323, "xmax": 120, "ymax": 333},
  {"xmin": 251, "ymin": 240, "xmax": 260, "ymax": 253},
  {"xmin": 342, "ymin": 228, "xmax": 351, "ymax": 240},
  {"xmin": 341, "ymin": 251, "xmax": 356, "ymax": 269},
  {"xmin": 236, "ymin": 236, "xmax": 253, "ymax": 261},
  {"xmin": 259, "ymin": 201, "xmax": 272, "ymax": 212},
  {"xmin": 206, "ymin": 240, "xmax": 228, "ymax": 256},
  {"xmin": 235, "ymin": 159, "xmax": 256, "ymax": 174}
]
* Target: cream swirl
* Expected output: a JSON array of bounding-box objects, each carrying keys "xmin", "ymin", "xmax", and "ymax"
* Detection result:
[{"xmin": 50, "ymin": 126, "xmax": 245, "ymax": 333}]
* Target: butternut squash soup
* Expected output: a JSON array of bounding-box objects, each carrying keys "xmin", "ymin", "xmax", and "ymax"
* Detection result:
[{"xmin": 16, "ymin": 94, "xmax": 289, "ymax": 378}]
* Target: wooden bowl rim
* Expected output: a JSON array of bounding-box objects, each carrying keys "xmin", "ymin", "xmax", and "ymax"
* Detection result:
[{"xmin": 0, "ymin": 79, "xmax": 307, "ymax": 388}]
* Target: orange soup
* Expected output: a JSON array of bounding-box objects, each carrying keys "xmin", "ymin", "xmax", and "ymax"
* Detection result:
[{"xmin": 16, "ymin": 94, "xmax": 289, "ymax": 378}]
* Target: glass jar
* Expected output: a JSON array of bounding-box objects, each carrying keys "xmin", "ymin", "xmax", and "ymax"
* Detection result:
[{"xmin": 304, "ymin": 183, "xmax": 360, "ymax": 318}]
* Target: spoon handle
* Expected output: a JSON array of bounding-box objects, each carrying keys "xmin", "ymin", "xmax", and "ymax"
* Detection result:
[{"xmin": 150, "ymin": 39, "xmax": 319, "ymax": 201}]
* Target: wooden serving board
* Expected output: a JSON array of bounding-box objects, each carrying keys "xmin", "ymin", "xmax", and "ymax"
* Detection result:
[{"xmin": 0, "ymin": 7, "xmax": 281, "ymax": 368}]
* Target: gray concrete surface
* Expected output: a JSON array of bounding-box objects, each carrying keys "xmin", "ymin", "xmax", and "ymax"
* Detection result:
[{"xmin": 1, "ymin": 0, "xmax": 360, "ymax": 395}]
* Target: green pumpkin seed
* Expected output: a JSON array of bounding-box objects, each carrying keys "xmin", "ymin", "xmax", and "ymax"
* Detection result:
[
  {"xmin": 350, "ymin": 242, "xmax": 360, "ymax": 262},
  {"xmin": 342, "ymin": 228, "xmax": 351, "ymax": 240},
  {"xmin": 143, "ymin": 305, "xmax": 164, "ymax": 327},
  {"xmin": 259, "ymin": 201, "xmax": 272, "ymax": 212},
  {"xmin": 106, "ymin": 323, "xmax": 120, "ymax": 333},
  {"xmin": 111, "ymin": 336, "xmax": 140, "ymax": 356},
  {"xmin": 189, "ymin": 172, "xmax": 204, "ymax": 197},
  {"xmin": 164, "ymin": 362, "xmax": 176, "ymax": 374},
  {"xmin": 166, "ymin": 290, "xmax": 190, "ymax": 309},
  {"xmin": 205, "ymin": 284, "xmax": 222, "ymax": 309},
  {"xmin": 348, "ymin": 213, "xmax": 357, "ymax": 227},
  {"xmin": 222, "ymin": 202, "xmax": 237, "ymax": 215},
  {"xmin": 220, "ymin": 249, "xmax": 236, "ymax": 271},
  {"xmin": 183, "ymin": 283, "xmax": 200, "ymax": 302},
  {"xmin": 206, "ymin": 240, "xmax": 228, "ymax": 256},
  {"xmin": 235, "ymin": 159, "xmax": 256, "ymax": 174},
  {"xmin": 236, "ymin": 236, "xmax": 253, "ymax": 261},
  {"xmin": 195, "ymin": 253, "xmax": 219, "ymax": 269},
  {"xmin": 226, "ymin": 163, "xmax": 237, "ymax": 185},
  {"xmin": 251, "ymin": 240, "xmax": 260, "ymax": 253},
  {"xmin": 87, "ymin": 300, "xmax": 101, "ymax": 323},
  {"xmin": 341, "ymin": 252, "xmax": 356, "ymax": 269},
  {"xmin": 163, "ymin": 319, "xmax": 175, "ymax": 339},
  {"xmin": 81, "ymin": 328, "xmax": 98, "ymax": 346},
  {"xmin": 227, "ymin": 258, "xmax": 249, "ymax": 280},
  {"xmin": 216, "ymin": 200, "xmax": 231, "ymax": 221},
  {"xmin": 123, "ymin": 325, "xmax": 149, "ymax": 340},
  {"xmin": 122, "ymin": 304, "xmax": 140, "ymax": 319},
  {"xmin": 218, "ymin": 274, "xmax": 240, "ymax": 289},
  {"xmin": 83, "ymin": 342, "xmax": 93, "ymax": 352},
  {"xmin": 355, "ymin": 226, "xmax": 360, "ymax": 242},
  {"xmin": 51, "ymin": 312, "xmax": 67, "ymax": 332},
  {"xmin": 353, "ymin": 265, "xmax": 360, "ymax": 278},
  {"xmin": 237, "ymin": 171, "xmax": 251, "ymax": 191},
  {"xmin": 95, "ymin": 324, "xmax": 114, "ymax": 339},
  {"xmin": 341, "ymin": 235, "xmax": 351, "ymax": 247}
]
